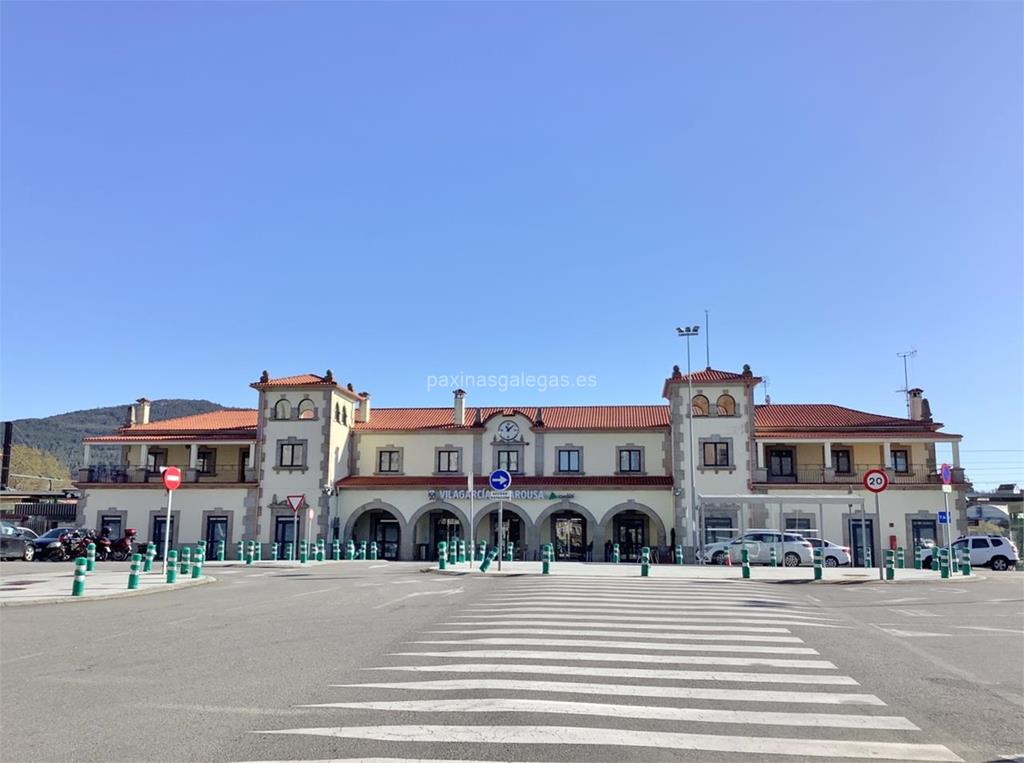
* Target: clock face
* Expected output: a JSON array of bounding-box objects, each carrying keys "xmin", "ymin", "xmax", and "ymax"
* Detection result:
[{"xmin": 497, "ymin": 420, "xmax": 520, "ymax": 441}]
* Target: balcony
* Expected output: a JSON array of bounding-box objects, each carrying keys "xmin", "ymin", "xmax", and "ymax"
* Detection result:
[
  {"xmin": 78, "ymin": 464, "xmax": 256, "ymax": 485},
  {"xmin": 753, "ymin": 463, "xmax": 965, "ymax": 487}
]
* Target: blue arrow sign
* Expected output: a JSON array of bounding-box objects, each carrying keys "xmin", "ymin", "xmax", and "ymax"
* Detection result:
[
  {"xmin": 489, "ymin": 469, "xmax": 512, "ymax": 491},
  {"xmin": 938, "ymin": 511, "xmax": 949, "ymax": 524}
]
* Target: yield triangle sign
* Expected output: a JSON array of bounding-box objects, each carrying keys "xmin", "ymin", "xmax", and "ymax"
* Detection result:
[{"xmin": 286, "ymin": 494, "xmax": 305, "ymax": 513}]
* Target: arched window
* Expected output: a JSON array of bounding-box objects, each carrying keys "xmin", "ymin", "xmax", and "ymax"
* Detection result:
[
  {"xmin": 716, "ymin": 394, "xmax": 736, "ymax": 416},
  {"xmin": 342, "ymin": 407, "xmax": 348, "ymax": 425},
  {"xmin": 273, "ymin": 399, "xmax": 291, "ymax": 420},
  {"xmin": 335, "ymin": 403, "xmax": 341, "ymax": 423},
  {"xmin": 298, "ymin": 399, "xmax": 316, "ymax": 419},
  {"xmin": 691, "ymin": 395, "xmax": 709, "ymax": 417}
]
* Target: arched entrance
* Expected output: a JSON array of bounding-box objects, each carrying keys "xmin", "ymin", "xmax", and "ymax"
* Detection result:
[
  {"xmin": 603, "ymin": 502, "xmax": 669, "ymax": 563},
  {"xmin": 409, "ymin": 502, "xmax": 467, "ymax": 561},
  {"xmin": 537, "ymin": 501, "xmax": 600, "ymax": 561},
  {"xmin": 475, "ymin": 503, "xmax": 530, "ymax": 559},
  {"xmin": 344, "ymin": 502, "xmax": 404, "ymax": 560}
]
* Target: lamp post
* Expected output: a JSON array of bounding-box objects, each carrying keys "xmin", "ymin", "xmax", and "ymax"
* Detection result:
[{"xmin": 676, "ymin": 325, "xmax": 701, "ymax": 563}]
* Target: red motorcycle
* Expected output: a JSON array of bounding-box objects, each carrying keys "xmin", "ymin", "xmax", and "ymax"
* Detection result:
[{"xmin": 108, "ymin": 528, "xmax": 138, "ymax": 561}]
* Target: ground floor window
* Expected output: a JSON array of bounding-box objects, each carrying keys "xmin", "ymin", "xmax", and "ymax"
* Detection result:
[
  {"xmin": 785, "ymin": 517, "xmax": 813, "ymax": 532},
  {"xmin": 100, "ymin": 514, "xmax": 122, "ymax": 539},
  {"xmin": 911, "ymin": 518, "xmax": 937, "ymax": 547},
  {"xmin": 151, "ymin": 515, "xmax": 175, "ymax": 558},
  {"xmin": 704, "ymin": 516, "xmax": 734, "ymax": 545},
  {"xmin": 552, "ymin": 511, "xmax": 588, "ymax": 561},
  {"xmin": 206, "ymin": 516, "xmax": 228, "ymax": 547},
  {"xmin": 613, "ymin": 511, "xmax": 646, "ymax": 562}
]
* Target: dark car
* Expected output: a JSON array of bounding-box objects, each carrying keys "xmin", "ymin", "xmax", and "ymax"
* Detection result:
[
  {"xmin": 0, "ymin": 521, "xmax": 36, "ymax": 561},
  {"xmin": 32, "ymin": 527, "xmax": 78, "ymax": 557}
]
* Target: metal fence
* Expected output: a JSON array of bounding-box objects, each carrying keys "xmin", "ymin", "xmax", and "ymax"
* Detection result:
[{"xmin": 80, "ymin": 465, "xmax": 256, "ymax": 484}]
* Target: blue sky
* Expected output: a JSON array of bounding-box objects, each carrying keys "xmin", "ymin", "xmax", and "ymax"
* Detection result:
[{"xmin": 2, "ymin": 2, "xmax": 1021, "ymax": 487}]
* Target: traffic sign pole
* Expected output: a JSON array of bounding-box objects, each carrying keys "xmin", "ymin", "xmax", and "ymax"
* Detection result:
[
  {"xmin": 488, "ymin": 470, "xmax": 512, "ymax": 572},
  {"xmin": 862, "ymin": 469, "xmax": 889, "ymax": 579},
  {"xmin": 160, "ymin": 467, "xmax": 182, "ymax": 576}
]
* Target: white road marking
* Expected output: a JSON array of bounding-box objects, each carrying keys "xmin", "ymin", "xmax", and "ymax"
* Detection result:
[
  {"xmin": 369, "ymin": 564, "xmax": 389, "ymax": 569},
  {"xmin": 443, "ymin": 619, "xmax": 793, "ymax": 633},
  {"xmin": 412, "ymin": 638, "xmax": 819, "ymax": 655},
  {"xmin": 257, "ymin": 724, "xmax": 962, "ymax": 761},
  {"xmin": 462, "ymin": 606, "xmax": 837, "ymax": 621},
  {"xmin": 306, "ymin": 697, "xmax": 916, "ymax": 729},
  {"xmin": 425, "ymin": 628, "xmax": 803, "ymax": 642},
  {"xmin": 874, "ymin": 627, "xmax": 952, "ymax": 638},
  {"xmin": 883, "ymin": 597, "xmax": 926, "ymax": 604},
  {"xmin": 290, "ymin": 587, "xmax": 340, "ymax": 598},
  {"xmin": 1, "ymin": 650, "xmax": 47, "ymax": 665},
  {"xmin": 389, "ymin": 649, "xmax": 836, "ymax": 669},
  {"xmin": 368, "ymin": 663, "xmax": 859, "ymax": 685},
  {"xmin": 489, "ymin": 591, "xmax": 792, "ymax": 602},
  {"xmin": 452, "ymin": 613, "xmax": 848, "ymax": 628},
  {"xmin": 372, "ymin": 588, "xmax": 463, "ymax": 609},
  {"xmin": 889, "ymin": 608, "xmax": 939, "ymax": 617},
  {"xmin": 953, "ymin": 625, "xmax": 1024, "ymax": 635}
]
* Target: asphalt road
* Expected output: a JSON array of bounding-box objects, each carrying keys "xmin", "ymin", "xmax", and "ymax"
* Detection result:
[{"xmin": 1, "ymin": 561, "xmax": 1021, "ymax": 763}]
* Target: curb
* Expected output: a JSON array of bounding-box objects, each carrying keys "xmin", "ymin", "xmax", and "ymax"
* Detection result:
[{"xmin": 0, "ymin": 574, "xmax": 216, "ymax": 608}]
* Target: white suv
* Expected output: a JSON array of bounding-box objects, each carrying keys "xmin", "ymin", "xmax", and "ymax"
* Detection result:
[
  {"xmin": 922, "ymin": 534, "xmax": 1019, "ymax": 571},
  {"xmin": 702, "ymin": 531, "xmax": 813, "ymax": 567}
]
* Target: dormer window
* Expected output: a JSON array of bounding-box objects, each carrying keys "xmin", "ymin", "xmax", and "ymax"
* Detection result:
[
  {"xmin": 691, "ymin": 395, "xmax": 709, "ymax": 417},
  {"xmin": 273, "ymin": 399, "xmax": 291, "ymax": 420},
  {"xmin": 716, "ymin": 394, "xmax": 736, "ymax": 416},
  {"xmin": 298, "ymin": 399, "xmax": 316, "ymax": 420}
]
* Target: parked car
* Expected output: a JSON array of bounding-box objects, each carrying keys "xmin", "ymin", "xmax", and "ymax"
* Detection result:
[
  {"xmin": 802, "ymin": 537, "xmax": 852, "ymax": 567},
  {"xmin": 0, "ymin": 521, "xmax": 36, "ymax": 561},
  {"xmin": 922, "ymin": 534, "xmax": 1019, "ymax": 571},
  {"xmin": 32, "ymin": 527, "xmax": 78, "ymax": 557},
  {"xmin": 15, "ymin": 527, "xmax": 38, "ymax": 539},
  {"xmin": 702, "ymin": 531, "xmax": 813, "ymax": 567}
]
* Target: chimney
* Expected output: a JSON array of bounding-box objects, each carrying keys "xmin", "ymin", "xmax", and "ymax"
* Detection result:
[
  {"xmin": 908, "ymin": 388, "xmax": 924, "ymax": 421},
  {"xmin": 126, "ymin": 406, "xmax": 136, "ymax": 427},
  {"xmin": 136, "ymin": 398, "xmax": 151, "ymax": 425},
  {"xmin": 357, "ymin": 392, "xmax": 371, "ymax": 423},
  {"xmin": 453, "ymin": 389, "xmax": 466, "ymax": 426}
]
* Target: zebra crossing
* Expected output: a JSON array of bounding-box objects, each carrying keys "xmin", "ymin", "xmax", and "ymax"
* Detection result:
[{"xmin": 252, "ymin": 578, "xmax": 963, "ymax": 762}]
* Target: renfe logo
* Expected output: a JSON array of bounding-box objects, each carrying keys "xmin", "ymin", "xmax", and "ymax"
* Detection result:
[{"xmin": 162, "ymin": 466, "xmax": 182, "ymax": 491}]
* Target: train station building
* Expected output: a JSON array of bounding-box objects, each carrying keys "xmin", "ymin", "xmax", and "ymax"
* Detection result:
[{"xmin": 76, "ymin": 365, "xmax": 967, "ymax": 564}]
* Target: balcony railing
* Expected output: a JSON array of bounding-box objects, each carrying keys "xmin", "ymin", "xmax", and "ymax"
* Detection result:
[
  {"xmin": 754, "ymin": 463, "xmax": 963, "ymax": 486},
  {"xmin": 78, "ymin": 464, "xmax": 256, "ymax": 484}
]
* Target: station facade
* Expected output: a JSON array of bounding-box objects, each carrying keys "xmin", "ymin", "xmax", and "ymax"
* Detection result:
[{"xmin": 76, "ymin": 366, "xmax": 967, "ymax": 563}]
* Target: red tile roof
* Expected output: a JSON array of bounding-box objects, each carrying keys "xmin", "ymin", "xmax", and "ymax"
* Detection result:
[
  {"xmin": 354, "ymin": 405, "xmax": 671, "ymax": 432},
  {"xmin": 754, "ymin": 404, "xmax": 957, "ymax": 439},
  {"xmin": 84, "ymin": 410, "xmax": 258, "ymax": 443},
  {"xmin": 250, "ymin": 372, "xmax": 365, "ymax": 401},
  {"xmin": 661, "ymin": 366, "xmax": 763, "ymax": 397},
  {"xmin": 336, "ymin": 475, "xmax": 673, "ymax": 489}
]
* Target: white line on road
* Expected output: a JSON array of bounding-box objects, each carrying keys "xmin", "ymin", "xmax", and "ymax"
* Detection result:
[
  {"xmin": 425, "ymin": 628, "xmax": 803, "ymax": 642},
  {"xmin": 291, "ymin": 587, "xmax": 340, "ymax": 598},
  {"xmin": 443, "ymin": 619, "xmax": 793, "ymax": 634},
  {"xmin": 369, "ymin": 564, "xmax": 389, "ymax": 569},
  {"xmin": 0, "ymin": 650, "xmax": 47, "ymax": 665},
  {"xmin": 883, "ymin": 597, "xmax": 926, "ymax": 604},
  {"xmin": 412, "ymin": 638, "xmax": 819, "ymax": 655},
  {"xmin": 451, "ymin": 614, "xmax": 848, "ymax": 628},
  {"xmin": 888, "ymin": 609, "xmax": 938, "ymax": 617},
  {"xmin": 462, "ymin": 606, "xmax": 837, "ymax": 620},
  {"xmin": 304, "ymin": 697, "xmax": 917, "ymax": 730},
  {"xmin": 373, "ymin": 588, "xmax": 463, "ymax": 610},
  {"xmin": 389, "ymin": 649, "xmax": 837, "ymax": 669},
  {"xmin": 367, "ymin": 663, "xmax": 859, "ymax": 685},
  {"xmin": 257, "ymin": 725, "xmax": 962, "ymax": 761},
  {"xmin": 872, "ymin": 626, "xmax": 951, "ymax": 638},
  {"xmin": 953, "ymin": 625, "xmax": 1024, "ymax": 635}
]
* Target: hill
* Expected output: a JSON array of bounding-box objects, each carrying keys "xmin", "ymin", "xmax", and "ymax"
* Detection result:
[
  {"xmin": 7, "ymin": 444, "xmax": 73, "ymax": 490},
  {"xmin": 8, "ymin": 400, "xmax": 227, "ymax": 474}
]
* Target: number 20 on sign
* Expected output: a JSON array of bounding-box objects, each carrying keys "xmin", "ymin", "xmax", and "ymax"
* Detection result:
[{"xmin": 863, "ymin": 469, "xmax": 889, "ymax": 493}]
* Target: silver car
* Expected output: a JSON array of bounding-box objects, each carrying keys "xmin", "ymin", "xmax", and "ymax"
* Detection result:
[{"xmin": 803, "ymin": 537, "xmax": 852, "ymax": 567}]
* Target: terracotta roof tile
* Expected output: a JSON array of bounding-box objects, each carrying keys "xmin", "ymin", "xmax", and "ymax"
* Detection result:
[
  {"xmin": 84, "ymin": 410, "xmax": 258, "ymax": 443},
  {"xmin": 755, "ymin": 404, "xmax": 939, "ymax": 430},
  {"xmin": 355, "ymin": 405, "xmax": 670, "ymax": 432},
  {"xmin": 250, "ymin": 372, "xmax": 365, "ymax": 401}
]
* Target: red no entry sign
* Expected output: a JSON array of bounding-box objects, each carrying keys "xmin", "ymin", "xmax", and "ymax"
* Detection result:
[
  {"xmin": 162, "ymin": 466, "xmax": 182, "ymax": 491},
  {"xmin": 863, "ymin": 468, "xmax": 889, "ymax": 493}
]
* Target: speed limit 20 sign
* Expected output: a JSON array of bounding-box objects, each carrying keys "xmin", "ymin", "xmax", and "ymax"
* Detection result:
[{"xmin": 863, "ymin": 468, "xmax": 889, "ymax": 493}]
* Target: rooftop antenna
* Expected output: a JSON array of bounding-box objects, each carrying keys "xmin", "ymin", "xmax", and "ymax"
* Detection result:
[
  {"xmin": 896, "ymin": 349, "xmax": 917, "ymax": 419},
  {"xmin": 762, "ymin": 376, "xmax": 771, "ymax": 405},
  {"xmin": 704, "ymin": 309, "xmax": 710, "ymax": 368}
]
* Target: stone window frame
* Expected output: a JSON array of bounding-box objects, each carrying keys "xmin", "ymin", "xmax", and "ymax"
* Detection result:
[
  {"xmin": 196, "ymin": 447, "xmax": 217, "ymax": 475},
  {"xmin": 616, "ymin": 444, "xmax": 646, "ymax": 475},
  {"xmin": 201, "ymin": 509, "xmax": 234, "ymax": 547},
  {"xmin": 493, "ymin": 443, "xmax": 525, "ymax": 474},
  {"xmin": 297, "ymin": 398, "xmax": 318, "ymax": 420},
  {"xmin": 273, "ymin": 398, "xmax": 292, "ymax": 420},
  {"xmin": 891, "ymin": 447, "xmax": 910, "ymax": 474},
  {"xmin": 555, "ymin": 444, "xmax": 584, "ymax": 474},
  {"xmin": 275, "ymin": 437, "xmax": 309, "ymax": 473},
  {"xmin": 715, "ymin": 393, "xmax": 738, "ymax": 417},
  {"xmin": 698, "ymin": 435, "xmax": 736, "ymax": 473},
  {"xmin": 434, "ymin": 445, "xmax": 464, "ymax": 476},
  {"xmin": 375, "ymin": 445, "xmax": 404, "ymax": 475},
  {"xmin": 831, "ymin": 447, "xmax": 853, "ymax": 475}
]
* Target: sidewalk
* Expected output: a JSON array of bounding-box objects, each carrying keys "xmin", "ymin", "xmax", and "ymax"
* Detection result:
[
  {"xmin": 429, "ymin": 559, "xmax": 984, "ymax": 583},
  {"xmin": 0, "ymin": 565, "xmax": 213, "ymax": 606}
]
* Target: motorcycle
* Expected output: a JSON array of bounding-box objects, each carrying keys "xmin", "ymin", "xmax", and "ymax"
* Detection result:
[{"xmin": 108, "ymin": 528, "xmax": 138, "ymax": 561}]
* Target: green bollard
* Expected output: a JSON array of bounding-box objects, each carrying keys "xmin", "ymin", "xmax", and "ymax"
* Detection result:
[
  {"xmin": 283, "ymin": 541, "xmax": 292, "ymax": 561},
  {"xmin": 166, "ymin": 550, "xmax": 178, "ymax": 583},
  {"xmin": 885, "ymin": 549, "xmax": 895, "ymax": 581},
  {"xmin": 271, "ymin": 542, "xmax": 279, "ymax": 561},
  {"xmin": 961, "ymin": 546, "xmax": 971, "ymax": 576},
  {"xmin": 235, "ymin": 541, "xmax": 244, "ymax": 561},
  {"xmin": 459, "ymin": 540, "xmax": 467, "ymax": 564},
  {"xmin": 913, "ymin": 545, "xmax": 922, "ymax": 570},
  {"xmin": 479, "ymin": 546, "xmax": 499, "ymax": 572},
  {"xmin": 254, "ymin": 541, "xmax": 262, "ymax": 562},
  {"xmin": 612, "ymin": 543, "xmax": 620, "ymax": 564},
  {"xmin": 865, "ymin": 546, "xmax": 873, "ymax": 569},
  {"xmin": 191, "ymin": 552, "xmax": 203, "ymax": 579},
  {"xmin": 477, "ymin": 541, "xmax": 486, "ymax": 562},
  {"xmin": 896, "ymin": 546, "xmax": 905, "ymax": 569},
  {"xmin": 741, "ymin": 548, "xmax": 751, "ymax": 579},
  {"xmin": 674, "ymin": 545, "xmax": 683, "ymax": 565},
  {"xmin": 951, "ymin": 548, "xmax": 960, "ymax": 574},
  {"xmin": 505, "ymin": 542, "xmax": 514, "ymax": 562},
  {"xmin": 769, "ymin": 546, "xmax": 777, "ymax": 568},
  {"xmin": 300, "ymin": 540, "xmax": 308, "ymax": 564},
  {"xmin": 641, "ymin": 546, "xmax": 650, "ymax": 577},
  {"xmin": 144, "ymin": 542, "xmax": 156, "ymax": 573},
  {"xmin": 245, "ymin": 540, "xmax": 254, "ymax": 566},
  {"xmin": 217, "ymin": 540, "xmax": 225, "ymax": 562},
  {"xmin": 72, "ymin": 557, "xmax": 87, "ymax": 596},
  {"xmin": 127, "ymin": 553, "xmax": 142, "ymax": 589},
  {"xmin": 318, "ymin": 539, "xmax": 326, "ymax": 562},
  {"xmin": 437, "ymin": 541, "xmax": 448, "ymax": 570},
  {"xmin": 359, "ymin": 540, "xmax": 367, "ymax": 560},
  {"xmin": 86, "ymin": 542, "xmax": 96, "ymax": 573},
  {"xmin": 370, "ymin": 541, "xmax": 378, "ymax": 561},
  {"xmin": 346, "ymin": 540, "xmax": 355, "ymax": 560},
  {"xmin": 940, "ymin": 549, "xmax": 950, "ymax": 579},
  {"xmin": 813, "ymin": 547, "xmax": 823, "ymax": 581},
  {"xmin": 332, "ymin": 540, "xmax": 341, "ymax": 560},
  {"xmin": 180, "ymin": 547, "xmax": 191, "ymax": 576}
]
